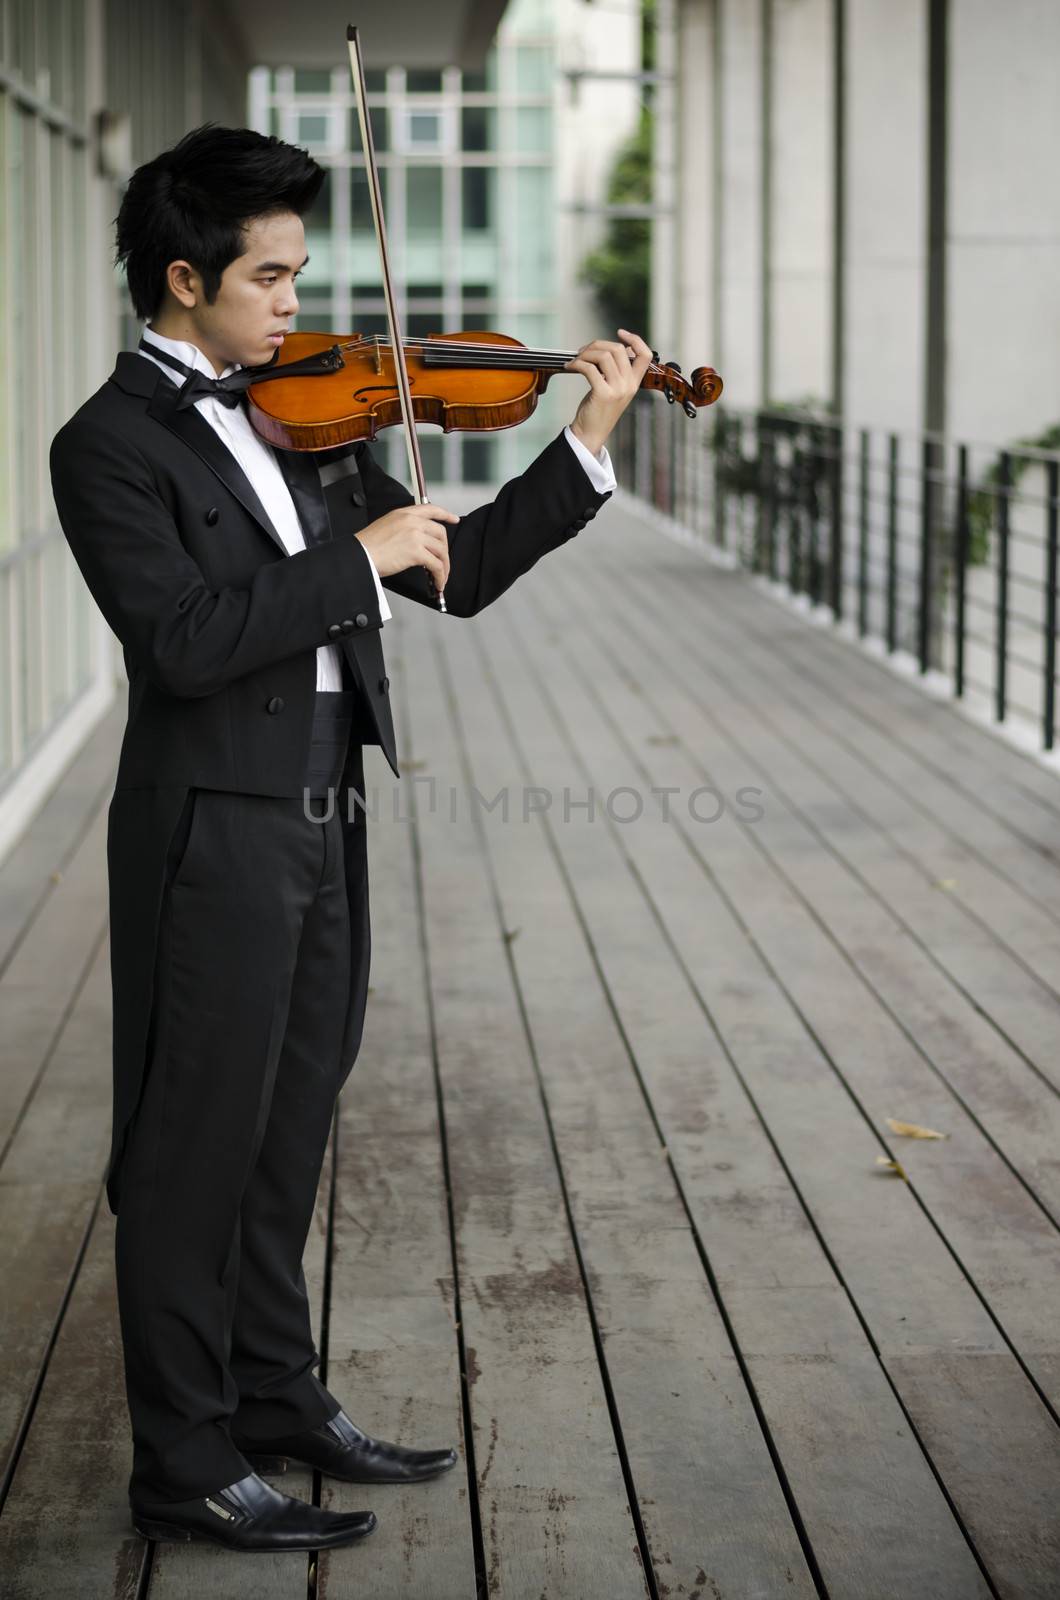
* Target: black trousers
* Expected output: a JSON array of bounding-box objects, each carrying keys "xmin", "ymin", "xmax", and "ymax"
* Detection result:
[{"xmin": 114, "ymin": 693, "xmax": 368, "ymax": 1502}]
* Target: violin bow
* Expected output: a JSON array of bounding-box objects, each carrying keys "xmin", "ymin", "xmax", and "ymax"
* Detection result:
[{"xmin": 346, "ymin": 25, "xmax": 446, "ymax": 612}]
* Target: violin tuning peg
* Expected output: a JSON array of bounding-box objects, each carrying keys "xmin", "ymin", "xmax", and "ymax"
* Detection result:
[
  {"xmin": 665, "ymin": 360, "xmax": 682, "ymax": 374},
  {"xmin": 683, "ymin": 399, "xmax": 698, "ymax": 418},
  {"xmin": 664, "ymin": 386, "xmax": 675, "ymax": 404},
  {"xmin": 651, "ymin": 349, "xmax": 660, "ymax": 364}
]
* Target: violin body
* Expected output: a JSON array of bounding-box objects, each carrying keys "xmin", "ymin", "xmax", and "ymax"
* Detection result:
[
  {"xmin": 248, "ymin": 330, "xmax": 547, "ymax": 452},
  {"xmin": 246, "ymin": 329, "xmax": 723, "ymax": 453}
]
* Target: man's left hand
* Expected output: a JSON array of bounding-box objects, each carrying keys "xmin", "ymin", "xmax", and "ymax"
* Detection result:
[{"xmin": 566, "ymin": 328, "xmax": 653, "ymax": 457}]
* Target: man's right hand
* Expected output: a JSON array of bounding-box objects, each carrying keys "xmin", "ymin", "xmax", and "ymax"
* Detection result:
[{"xmin": 355, "ymin": 504, "xmax": 459, "ymax": 594}]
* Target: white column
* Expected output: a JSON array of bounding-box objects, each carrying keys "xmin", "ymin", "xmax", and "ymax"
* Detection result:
[
  {"xmin": 651, "ymin": 0, "xmax": 679, "ymax": 355},
  {"xmin": 716, "ymin": 0, "xmax": 765, "ymax": 408},
  {"xmin": 843, "ymin": 0, "xmax": 927, "ymax": 432},
  {"xmin": 675, "ymin": 0, "xmax": 716, "ymax": 372},
  {"xmin": 767, "ymin": 0, "xmax": 834, "ymax": 407},
  {"xmin": 947, "ymin": 0, "xmax": 1060, "ymax": 446}
]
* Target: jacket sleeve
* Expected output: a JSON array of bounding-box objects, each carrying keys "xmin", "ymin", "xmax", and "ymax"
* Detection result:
[
  {"xmin": 355, "ymin": 428, "xmax": 613, "ymax": 617},
  {"xmin": 50, "ymin": 416, "xmax": 385, "ymax": 699}
]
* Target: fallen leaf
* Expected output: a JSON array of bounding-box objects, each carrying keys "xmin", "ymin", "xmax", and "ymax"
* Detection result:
[
  {"xmin": 886, "ymin": 1117, "xmax": 947, "ymax": 1140},
  {"xmin": 875, "ymin": 1156, "xmax": 908, "ymax": 1179},
  {"xmin": 932, "ymin": 878, "xmax": 958, "ymax": 890}
]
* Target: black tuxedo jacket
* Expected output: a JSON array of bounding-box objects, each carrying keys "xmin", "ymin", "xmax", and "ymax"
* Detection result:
[
  {"xmin": 49, "ymin": 349, "xmax": 612, "ymax": 1212},
  {"xmin": 51, "ymin": 351, "xmax": 611, "ymax": 790}
]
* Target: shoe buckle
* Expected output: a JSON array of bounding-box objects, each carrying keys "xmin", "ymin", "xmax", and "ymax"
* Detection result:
[{"xmin": 205, "ymin": 1497, "xmax": 235, "ymax": 1521}]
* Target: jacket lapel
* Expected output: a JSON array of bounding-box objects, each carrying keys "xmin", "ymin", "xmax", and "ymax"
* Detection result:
[
  {"xmin": 273, "ymin": 445, "xmax": 334, "ymax": 548},
  {"xmin": 145, "ymin": 380, "xmax": 289, "ymax": 559}
]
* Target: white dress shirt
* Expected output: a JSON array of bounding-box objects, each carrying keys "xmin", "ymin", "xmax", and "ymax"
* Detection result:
[{"xmin": 138, "ymin": 326, "xmax": 616, "ymax": 689}]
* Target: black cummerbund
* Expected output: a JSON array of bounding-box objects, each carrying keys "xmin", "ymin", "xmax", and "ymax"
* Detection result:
[{"xmin": 304, "ymin": 689, "xmax": 358, "ymax": 798}]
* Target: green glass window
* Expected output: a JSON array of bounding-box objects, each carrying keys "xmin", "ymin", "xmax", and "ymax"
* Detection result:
[
  {"xmin": 294, "ymin": 68, "xmax": 332, "ymax": 93},
  {"xmin": 461, "ymin": 105, "xmax": 497, "ymax": 152},
  {"xmin": 461, "ymin": 167, "xmax": 494, "ymax": 231},
  {"xmin": 407, "ymin": 166, "xmax": 443, "ymax": 232},
  {"xmin": 515, "ymin": 46, "xmax": 551, "ymax": 93},
  {"xmin": 406, "ymin": 69, "xmax": 443, "ymax": 93}
]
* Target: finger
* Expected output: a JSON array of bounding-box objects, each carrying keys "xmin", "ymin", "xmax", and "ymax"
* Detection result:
[
  {"xmin": 421, "ymin": 529, "xmax": 452, "ymax": 579},
  {"xmin": 617, "ymin": 328, "xmax": 653, "ymax": 366},
  {"xmin": 565, "ymin": 357, "xmax": 605, "ymax": 389},
  {"xmin": 414, "ymin": 502, "xmax": 461, "ymax": 524}
]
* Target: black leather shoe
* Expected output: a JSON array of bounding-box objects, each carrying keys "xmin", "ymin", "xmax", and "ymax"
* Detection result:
[
  {"xmin": 235, "ymin": 1409, "xmax": 458, "ymax": 1485},
  {"xmin": 130, "ymin": 1470, "xmax": 377, "ymax": 1551}
]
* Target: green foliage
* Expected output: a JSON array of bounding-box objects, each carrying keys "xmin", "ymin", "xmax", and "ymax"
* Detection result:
[
  {"xmin": 961, "ymin": 421, "xmax": 1060, "ymax": 568},
  {"xmin": 577, "ymin": 106, "xmax": 653, "ymax": 336}
]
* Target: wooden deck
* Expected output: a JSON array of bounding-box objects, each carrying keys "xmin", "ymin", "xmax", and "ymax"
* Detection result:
[{"xmin": 1, "ymin": 488, "xmax": 1059, "ymax": 1599}]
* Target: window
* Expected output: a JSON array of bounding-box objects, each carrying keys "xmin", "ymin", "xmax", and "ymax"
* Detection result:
[
  {"xmin": 293, "ymin": 285, "xmax": 332, "ymax": 333},
  {"xmin": 297, "ymin": 113, "xmax": 328, "ymax": 145},
  {"xmin": 350, "ymin": 104, "xmax": 388, "ymax": 153},
  {"xmin": 350, "ymin": 164, "xmax": 389, "ymax": 228},
  {"xmin": 303, "ymin": 167, "xmax": 331, "ymax": 231},
  {"xmin": 294, "ymin": 68, "xmax": 331, "ymax": 93},
  {"xmin": 394, "ymin": 104, "xmax": 455, "ymax": 155},
  {"xmin": 407, "ymin": 166, "xmax": 443, "ymax": 232},
  {"xmin": 405, "ymin": 69, "xmax": 443, "ymax": 93},
  {"xmin": 461, "ymin": 105, "xmax": 497, "ymax": 152},
  {"xmin": 515, "ymin": 46, "xmax": 551, "ymax": 94},
  {"xmin": 462, "ymin": 167, "xmax": 494, "ymax": 231},
  {"xmin": 462, "ymin": 436, "xmax": 495, "ymax": 482}
]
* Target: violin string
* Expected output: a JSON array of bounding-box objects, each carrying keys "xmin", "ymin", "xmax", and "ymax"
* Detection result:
[{"xmin": 325, "ymin": 334, "xmax": 648, "ymax": 367}]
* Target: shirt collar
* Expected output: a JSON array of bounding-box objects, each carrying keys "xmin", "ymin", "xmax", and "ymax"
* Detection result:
[{"xmin": 141, "ymin": 325, "xmax": 241, "ymax": 383}]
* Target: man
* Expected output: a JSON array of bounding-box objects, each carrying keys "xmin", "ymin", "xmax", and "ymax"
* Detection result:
[{"xmin": 50, "ymin": 124, "xmax": 649, "ymax": 1554}]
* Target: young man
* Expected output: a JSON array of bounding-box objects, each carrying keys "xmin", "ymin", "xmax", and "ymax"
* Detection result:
[{"xmin": 50, "ymin": 124, "xmax": 650, "ymax": 1554}]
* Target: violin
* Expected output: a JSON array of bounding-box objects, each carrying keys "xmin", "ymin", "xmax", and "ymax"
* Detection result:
[{"xmin": 243, "ymin": 329, "xmax": 723, "ymax": 454}]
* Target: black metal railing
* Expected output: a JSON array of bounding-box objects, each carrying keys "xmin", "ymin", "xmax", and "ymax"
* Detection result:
[{"xmin": 612, "ymin": 398, "xmax": 1060, "ymax": 752}]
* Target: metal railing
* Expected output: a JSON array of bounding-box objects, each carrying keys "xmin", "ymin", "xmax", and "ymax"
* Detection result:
[{"xmin": 612, "ymin": 398, "xmax": 1060, "ymax": 753}]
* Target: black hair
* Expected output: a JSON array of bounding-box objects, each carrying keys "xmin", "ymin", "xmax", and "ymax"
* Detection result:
[{"xmin": 115, "ymin": 124, "xmax": 326, "ymax": 320}]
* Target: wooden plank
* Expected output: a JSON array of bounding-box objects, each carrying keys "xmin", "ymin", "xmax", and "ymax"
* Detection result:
[
  {"xmin": 434, "ymin": 616, "xmax": 817, "ymax": 1597},
  {"xmin": 316, "ymin": 708, "xmax": 478, "ymax": 1598},
  {"xmin": 0, "ymin": 803, "xmax": 110, "ymax": 1160},
  {"xmin": 590, "ymin": 541, "xmax": 1060, "ymax": 1216},
  {"xmin": 651, "ymin": 513, "xmax": 1060, "ymax": 862},
  {"xmin": 553, "ymin": 549, "xmax": 1060, "ymax": 1405},
  {"xmin": 393, "ymin": 608, "xmax": 651, "ymax": 1598},
  {"xmin": 0, "ymin": 1199, "xmax": 149, "ymax": 1600},
  {"xmin": 466, "ymin": 596, "xmax": 993, "ymax": 1599},
  {"xmin": 0, "ymin": 918, "xmax": 147, "ymax": 1598},
  {"xmin": 641, "ymin": 547, "xmax": 1060, "ymax": 1003},
  {"xmin": 0, "ymin": 935, "xmax": 113, "ymax": 1482},
  {"xmin": 0, "ymin": 699, "xmax": 122, "ymax": 972},
  {"xmin": 495, "ymin": 540, "xmax": 1060, "ymax": 1599}
]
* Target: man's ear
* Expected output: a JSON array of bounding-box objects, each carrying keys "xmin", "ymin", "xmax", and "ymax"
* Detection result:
[{"xmin": 165, "ymin": 259, "xmax": 199, "ymax": 310}]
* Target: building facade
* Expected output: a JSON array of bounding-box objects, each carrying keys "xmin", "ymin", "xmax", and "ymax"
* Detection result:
[{"xmin": 666, "ymin": 0, "xmax": 1060, "ymax": 448}]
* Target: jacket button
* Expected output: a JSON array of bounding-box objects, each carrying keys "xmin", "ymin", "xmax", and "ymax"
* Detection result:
[
  {"xmin": 339, "ymin": 617, "xmax": 355, "ymax": 634},
  {"xmin": 266, "ymin": 696, "xmax": 284, "ymax": 714},
  {"xmin": 379, "ymin": 675, "xmax": 389, "ymax": 693},
  {"xmin": 350, "ymin": 487, "xmax": 367, "ymax": 507},
  {"xmin": 327, "ymin": 623, "xmax": 342, "ymax": 639},
  {"xmin": 355, "ymin": 612, "xmax": 369, "ymax": 628},
  {"xmin": 205, "ymin": 506, "xmax": 219, "ymax": 525},
  {"xmin": 584, "ymin": 507, "xmax": 597, "ymax": 519}
]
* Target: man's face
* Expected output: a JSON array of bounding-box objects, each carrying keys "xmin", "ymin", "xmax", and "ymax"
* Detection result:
[{"xmin": 174, "ymin": 210, "xmax": 308, "ymax": 372}]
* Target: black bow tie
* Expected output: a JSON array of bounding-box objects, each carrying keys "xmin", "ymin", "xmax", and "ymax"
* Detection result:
[{"xmin": 139, "ymin": 338, "xmax": 259, "ymax": 411}]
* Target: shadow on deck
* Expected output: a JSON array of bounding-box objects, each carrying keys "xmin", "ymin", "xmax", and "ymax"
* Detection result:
[{"xmin": 1, "ymin": 490, "xmax": 1058, "ymax": 1599}]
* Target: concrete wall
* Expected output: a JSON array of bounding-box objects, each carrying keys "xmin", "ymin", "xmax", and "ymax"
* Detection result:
[{"xmin": 674, "ymin": 0, "xmax": 1059, "ymax": 449}]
